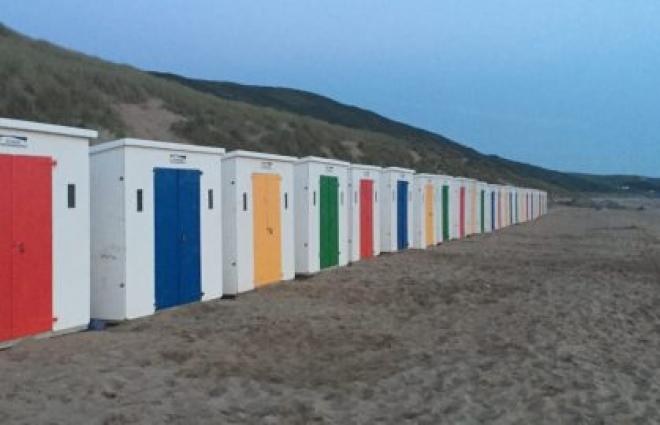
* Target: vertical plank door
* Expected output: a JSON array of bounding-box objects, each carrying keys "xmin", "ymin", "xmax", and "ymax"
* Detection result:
[
  {"xmin": 10, "ymin": 155, "xmax": 53, "ymax": 339},
  {"xmin": 0, "ymin": 155, "xmax": 13, "ymax": 341},
  {"xmin": 253, "ymin": 174, "xmax": 282, "ymax": 287},
  {"xmin": 425, "ymin": 184, "xmax": 434, "ymax": 247},
  {"xmin": 319, "ymin": 176, "xmax": 339, "ymax": 269},
  {"xmin": 177, "ymin": 169, "xmax": 202, "ymax": 305},
  {"xmin": 154, "ymin": 168, "xmax": 181, "ymax": 310},
  {"xmin": 396, "ymin": 181, "xmax": 408, "ymax": 250},
  {"xmin": 359, "ymin": 180, "xmax": 373, "ymax": 259}
]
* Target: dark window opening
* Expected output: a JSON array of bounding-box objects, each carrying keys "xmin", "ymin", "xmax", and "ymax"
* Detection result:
[
  {"xmin": 285, "ymin": 193, "xmax": 289, "ymax": 209},
  {"xmin": 137, "ymin": 189, "xmax": 143, "ymax": 212},
  {"xmin": 313, "ymin": 191, "xmax": 316, "ymax": 206},
  {"xmin": 67, "ymin": 184, "xmax": 76, "ymax": 209},
  {"xmin": 242, "ymin": 193, "xmax": 247, "ymax": 211},
  {"xmin": 208, "ymin": 189, "xmax": 214, "ymax": 210}
]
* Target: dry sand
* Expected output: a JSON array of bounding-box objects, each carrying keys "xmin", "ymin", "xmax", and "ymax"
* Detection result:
[{"xmin": 2, "ymin": 201, "xmax": 660, "ymax": 424}]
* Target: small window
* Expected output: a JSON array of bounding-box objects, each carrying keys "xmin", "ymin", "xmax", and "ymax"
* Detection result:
[
  {"xmin": 354, "ymin": 191, "xmax": 358, "ymax": 203},
  {"xmin": 208, "ymin": 189, "xmax": 214, "ymax": 210},
  {"xmin": 242, "ymin": 193, "xmax": 247, "ymax": 211},
  {"xmin": 375, "ymin": 191, "xmax": 378, "ymax": 202},
  {"xmin": 284, "ymin": 193, "xmax": 289, "ymax": 209},
  {"xmin": 313, "ymin": 191, "xmax": 316, "ymax": 206},
  {"xmin": 67, "ymin": 184, "xmax": 76, "ymax": 208},
  {"xmin": 137, "ymin": 189, "xmax": 143, "ymax": 212},
  {"xmin": 340, "ymin": 192, "xmax": 344, "ymax": 206}
]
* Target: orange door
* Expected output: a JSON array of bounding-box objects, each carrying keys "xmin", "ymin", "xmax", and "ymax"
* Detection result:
[
  {"xmin": 424, "ymin": 184, "xmax": 434, "ymax": 246},
  {"xmin": 252, "ymin": 174, "xmax": 282, "ymax": 287}
]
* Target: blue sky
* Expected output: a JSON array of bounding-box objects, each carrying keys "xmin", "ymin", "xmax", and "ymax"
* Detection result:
[{"xmin": 3, "ymin": 1, "xmax": 659, "ymax": 176}]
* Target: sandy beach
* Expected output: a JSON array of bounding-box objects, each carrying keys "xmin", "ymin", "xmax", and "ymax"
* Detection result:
[{"xmin": 2, "ymin": 200, "xmax": 660, "ymax": 424}]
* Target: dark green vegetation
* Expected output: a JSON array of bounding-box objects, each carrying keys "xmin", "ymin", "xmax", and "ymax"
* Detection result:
[{"xmin": 1, "ymin": 23, "xmax": 656, "ymax": 194}]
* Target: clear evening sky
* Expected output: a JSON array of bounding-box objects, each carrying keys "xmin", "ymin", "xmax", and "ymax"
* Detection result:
[{"xmin": 2, "ymin": 1, "xmax": 659, "ymax": 176}]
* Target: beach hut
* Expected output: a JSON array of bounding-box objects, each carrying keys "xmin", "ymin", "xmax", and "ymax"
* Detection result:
[
  {"xmin": 508, "ymin": 186, "xmax": 515, "ymax": 226},
  {"xmin": 502, "ymin": 186, "xmax": 510, "ymax": 228},
  {"xmin": 543, "ymin": 191, "xmax": 548, "ymax": 215},
  {"xmin": 480, "ymin": 182, "xmax": 491, "ymax": 233},
  {"xmin": 452, "ymin": 177, "xmax": 463, "ymax": 239},
  {"xmin": 534, "ymin": 190, "xmax": 540, "ymax": 219},
  {"xmin": 348, "ymin": 164, "xmax": 382, "ymax": 262},
  {"xmin": 90, "ymin": 139, "xmax": 224, "ymax": 321},
  {"xmin": 489, "ymin": 184, "xmax": 498, "ymax": 232},
  {"xmin": 412, "ymin": 174, "xmax": 437, "ymax": 249},
  {"xmin": 511, "ymin": 187, "xmax": 517, "ymax": 225},
  {"xmin": 497, "ymin": 185, "xmax": 504, "ymax": 230},
  {"xmin": 436, "ymin": 175, "xmax": 454, "ymax": 242},
  {"xmin": 0, "ymin": 118, "xmax": 96, "ymax": 345},
  {"xmin": 380, "ymin": 167, "xmax": 414, "ymax": 252},
  {"xmin": 222, "ymin": 151, "xmax": 296, "ymax": 295},
  {"xmin": 469, "ymin": 179, "xmax": 480, "ymax": 235},
  {"xmin": 523, "ymin": 188, "xmax": 530, "ymax": 222},
  {"xmin": 463, "ymin": 178, "xmax": 472, "ymax": 236},
  {"xmin": 433, "ymin": 175, "xmax": 444, "ymax": 245},
  {"xmin": 515, "ymin": 187, "xmax": 522, "ymax": 224},
  {"xmin": 451, "ymin": 177, "xmax": 461, "ymax": 238},
  {"xmin": 294, "ymin": 157, "xmax": 349, "ymax": 274},
  {"xmin": 453, "ymin": 177, "xmax": 468, "ymax": 238}
]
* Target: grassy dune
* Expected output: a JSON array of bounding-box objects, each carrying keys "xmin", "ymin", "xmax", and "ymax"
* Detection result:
[{"xmin": 2, "ymin": 23, "xmax": 655, "ymax": 194}]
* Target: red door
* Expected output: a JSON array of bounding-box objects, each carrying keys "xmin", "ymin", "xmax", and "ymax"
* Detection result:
[
  {"xmin": 459, "ymin": 187, "xmax": 465, "ymax": 238},
  {"xmin": 0, "ymin": 155, "xmax": 12, "ymax": 341},
  {"xmin": 0, "ymin": 154, "xmax": 53, "ymax": 342},
  {"xmin": 359, "ymin": 180, "xmax": 373, "ymax": 259}
]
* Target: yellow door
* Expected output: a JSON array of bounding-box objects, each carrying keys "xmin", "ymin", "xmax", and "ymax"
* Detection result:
[
  {"xmin": 252, "ymin": 173, "xmax": 282, "ymax": 287},
  {"xmin": 425, "ymin": 184, "xmax": 434, "ymax": 247}
]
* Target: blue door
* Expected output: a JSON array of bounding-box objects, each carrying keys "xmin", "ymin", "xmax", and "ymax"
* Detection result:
[
  {"xmin": 491, "ymin": 192, "xmax": 496, "ymax": 230},
  {"xmin": 154, "ymin": 168, "xmax": 202, "ymax": 310},
  {"xmin": 396, "ymin": 180, "xmax": 409, "ymax": 250}
]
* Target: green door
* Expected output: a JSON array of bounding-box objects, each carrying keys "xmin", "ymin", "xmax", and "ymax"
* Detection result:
[
  {"xmin": 320, "ymin": 175, "xmax": 339, "ymax": 269},
  {"xmin": 480, "ymin": 190, "xmax": 485, "ymax": 233},
  {"xmin": 442, "ymin": 185, "xmax": 450, "ymax": 240}
]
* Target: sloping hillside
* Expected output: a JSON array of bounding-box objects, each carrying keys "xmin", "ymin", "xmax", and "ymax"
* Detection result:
[
  {"xmin": 0, "ymin": 23, "xmax": 645, "ymax": 194},
  {"xmin": 154, "ymin": 72, "xmax": 651, "ymax": 194}
]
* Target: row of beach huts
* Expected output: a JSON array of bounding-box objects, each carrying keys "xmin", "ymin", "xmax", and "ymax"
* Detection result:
[{"xmin": 0, "ymin": 118, "xmax": 547, "ymax": 346}]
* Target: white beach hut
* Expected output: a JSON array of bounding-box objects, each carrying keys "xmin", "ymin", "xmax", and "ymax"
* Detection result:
[
  {"xmin": 380, "ymin": 167, "xmax": 415, "ymax": 252},
  {"xmin": 436, "ymin": 175, "xmax": 454, "ymax": 242},
  {"xmin": 412, "ymin": 174, "xmax": 438, "ymax": 249},
  {"xmin": 294, "ymin": 156, "xmax": 350, "ymax": 274},
  {"xmin": 90, "ymin": 139, "xmax": 224, "ymax": 321},
  {"xmin": 348, "ymin": 163, "xmax": 382, "ymax": 262},
  {"xmin": 0, "ymin": 118, "xmax": 96, "ymax": 345},
  {"xmin": 222, "ymin": 150, "xmax": 296, "ymax": 295}
]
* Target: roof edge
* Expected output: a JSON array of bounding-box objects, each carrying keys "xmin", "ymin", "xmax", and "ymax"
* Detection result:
[
  {"xmin": 90, "ymin": 138, "xmax": 225, "ymax": 155},
  {"xmin": 0, "ymin": 117, "xmax": 98, "ymax": 139}
]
